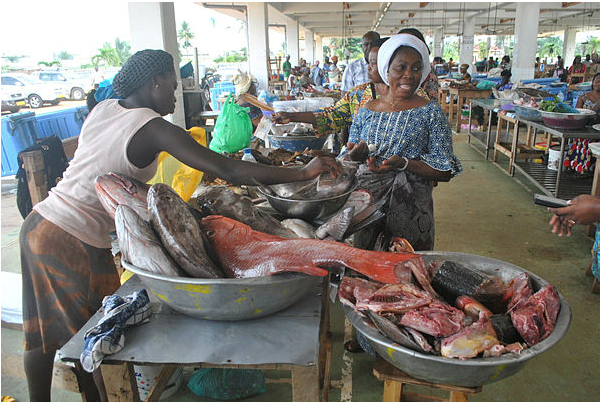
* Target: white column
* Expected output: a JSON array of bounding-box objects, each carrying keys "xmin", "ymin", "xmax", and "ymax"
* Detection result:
[
  {"xmin": 305, "ymin": 29, "xmax": 315, "ymax": 64},
  {"xmin": 247, "ymin": 2, "xmax": 270, "ymax": 91},
  {"xmin": 563, "ymin": 28, "xmax": 578, "ymax": 67},
  {"xmin": 128, "ymin": 2, "xmax": 184, "ymax": 127},
  {"xmin": 433, "ymin": 28, "xmax": 443, "ymax": 59},
  {"xmin": 286, "ymin": 18, "xmax": 299, "ymax": 66},
  {"xmin": 459, "ymin": 15, "xmax": 475, "ymax": 73},
  {"xmin": 315, "ymin": 36, "xmax": 323, "ymax": 64},
  {"xmin": 513, "ymin": 2, "xmax": 540, "ymax": 82}
]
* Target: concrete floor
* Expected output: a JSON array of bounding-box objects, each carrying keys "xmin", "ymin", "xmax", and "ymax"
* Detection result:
[{"xmin": 1, "ymin": 135, "xmax": 599, "ymax": 401}]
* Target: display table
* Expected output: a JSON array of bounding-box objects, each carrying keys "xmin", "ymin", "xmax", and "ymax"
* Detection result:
[
  {"xmin": 57, "ymin": 275, "xmax": 332, "ymax": 402},
  {"xmin": 493, "ymin": 113, "xmax": 544, "ymax": 176},
  {"xmin": 437, "ymin": 87, "xmax": 450, "ymax": 115},
  {"xmin": 467, "ymin": 98, "xmax": 507, "ymax": 159},
  {"xmin": 447, "ymin": 88, "xmax": 491, "ymax": 133}
]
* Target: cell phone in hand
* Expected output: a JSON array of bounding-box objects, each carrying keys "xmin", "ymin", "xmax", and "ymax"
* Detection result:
[{"xmin": 533, "ymin": 194, "xmax": 569, "ymax": 208}]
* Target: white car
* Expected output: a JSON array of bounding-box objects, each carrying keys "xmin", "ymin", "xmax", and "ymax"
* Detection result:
[
  {"xmin": 33, "ymin": 70, "xmax": 92, "ymax": 100},
  {"xmin": 1, "ymin": 87, "xmax": 27, "ymax": 114},
  {"xmin": 1, "ymin": 73, "xmax": 67, "ymax": 109}
]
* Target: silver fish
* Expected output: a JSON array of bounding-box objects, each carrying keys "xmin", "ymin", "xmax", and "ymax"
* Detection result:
[
  {"xmin": 281, "ymin": 219, "xmax": 316, "ymax": 238},
  {"xmin": 148, "ymin": 183, "xmax": 223, "ymax": 278},
  {"xmin": 115, "ymin": 205, "xmax": 184, "ymax": 277},
  {"xmin": 315, "ymin": 206, "xmax": 355, "ymax": 241},
  {"xmin": 268, "ymin": 163, "xmax": 357, "ymax": 200}
]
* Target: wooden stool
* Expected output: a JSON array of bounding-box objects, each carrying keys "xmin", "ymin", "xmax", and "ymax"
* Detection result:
[{"xmin": 373, "ymin": 357, "xmax": 482, "ymax": 402}]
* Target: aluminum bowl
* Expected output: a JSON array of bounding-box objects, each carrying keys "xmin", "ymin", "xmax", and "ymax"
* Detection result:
[
  {"xmin": 121, "ymin": 260, "xmax": 321, "ymax": 321},
  {"xmin": 343, "ymin": 251, "xmax": 571, "ymax": 387},
  {"xmin": 257, "ymin": 182, "xmax": 357, "ymax": 221},
  {"xmin": 513, "ymin": 105, "xmax": 543, "ymax": 122},
  {"xmin": 539, "ymin": 108, "xmax": 595, "ymax": 129}
]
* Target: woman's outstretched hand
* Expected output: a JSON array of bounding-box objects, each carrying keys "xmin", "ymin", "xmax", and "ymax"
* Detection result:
[
  {"xmin": 303, "ymin": 156, "xmax": 341, "ymax": 179},
  {"xmin": 548, "ymin": 194, "xmax": 600, "ymax": 236},
  {"xmin": 367, "ymin": 155, "xmax": 408, "ymax": 173},
  {"xmin": 346, "ymin": 141, "xmax": 369, "ymax": 163}
]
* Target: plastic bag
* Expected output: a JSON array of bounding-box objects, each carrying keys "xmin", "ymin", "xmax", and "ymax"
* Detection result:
[
  {"xmin": 209, "ymin": 93, "xmax": 253, "ymax": 154},
  {"xmin": 476, "ymin": 80, "xmax": 496, "ymax": 90},
  {"xmin": 147, "ymin": 127, "xmax": 207, "ymax": 202},
  {"xmin": 187, "ymin": 368, "xmax": 266, "ymax": 400}
]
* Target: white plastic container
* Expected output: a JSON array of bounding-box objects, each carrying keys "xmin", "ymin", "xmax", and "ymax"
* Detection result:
[
  {"xmin": 134, "ymin": 365, "xmax": 183, "ymax": 400},
  {"xmin": 547, "ymin": 145, "xmax": 566, "ymax": 172}
]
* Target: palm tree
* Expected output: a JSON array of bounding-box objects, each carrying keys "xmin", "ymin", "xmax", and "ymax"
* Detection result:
[
  {"xmin": 38, "ymin": 60, "xmax": 61, "ymax": 67},
  {"xmin": 540, "ymin": 42, "xmax": 561, "ymax": 58},
  {"xmin": 55, "ymin": 51, "xmax": 73, "ymax": 60},
  {"xmin": 114, "ymin": 38, "xmax": 131, "ymax": 66},
  {"xmin": 178, "ymin": 21, "xmax": 195, "ymax": 58},
  {"xmin": 585, "ymin": 37, "xmax": 600, "ymax": 55},
  {"xmin": 91, "ymin": 43, "xmax": 120, "ymax": 67}
]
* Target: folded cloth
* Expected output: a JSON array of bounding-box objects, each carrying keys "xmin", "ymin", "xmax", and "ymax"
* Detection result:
[{"xmin": 80, "ymin": 289, "xmax": 152, "ymax": 372}]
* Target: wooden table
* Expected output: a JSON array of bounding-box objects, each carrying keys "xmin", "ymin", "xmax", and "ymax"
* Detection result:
[
  {"xmin": 493, "ymin": 112, "xmax": 544, "ymax": 176},
  {"xmin": 438, "ymin": 87, "xmax": 450, "ymax": 115},
  {"xmin": 447, "ymin": 88, "xmax": 492, "ymax": 133},
  {"xmin": 57, "ymin": 275, "xmax": 332, "ymax": 402},
  {"xmin": 467, "ymin": 98, "xmax": 506, "ymax": 159}
]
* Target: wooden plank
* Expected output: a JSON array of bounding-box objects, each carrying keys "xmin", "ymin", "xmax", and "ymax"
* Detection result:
[
  {"xmin": 146, "ymin": 365, "xmax": 178, "ymax": 402},
  {"xmin": 101, "ymin": 363, "xmax": 140, "ymax": 402},
  {"xmin": 449, "ymin": 391, "xmax": 470, "ymax": 402},
  {"xmin": 292, "ymin": 365, "xmax": 319, "ymax": 402},
  {"xmin": 382, "ymin": 379, "xmax": 403, "ymax": 402},
  {"xmin": 62, "ymin": 136, "xmax": 79, "ymax": 159},
  {"xmin": 240, "ymin": 93, "xmax": 275, "ymax": 112},
  {"xmin": 20, "ymin": 150, "xmax": 48, "ymax": 206}
]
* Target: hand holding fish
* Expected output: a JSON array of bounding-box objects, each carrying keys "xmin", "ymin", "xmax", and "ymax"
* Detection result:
[
  {"xmin": 303, "ymin": 155, "xmax": 341, "ymax": 179},
  {"xmin": 367, "ymin": 155, "xmax": 409, "ymax": 173},
  {"xmin": 346, "ymin": 141, "xmax": 369, "ymax": 163},
  {"xmin": 549, "ymin": 194, "xmax": 600, "ymax": 236}
]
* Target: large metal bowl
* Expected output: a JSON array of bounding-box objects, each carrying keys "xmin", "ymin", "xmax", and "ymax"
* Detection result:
[
  {"xmin": 121, "ymin": 260, "xmax": 321, "ymax": 321},
  {"xmin": 343, "ymin": 251, "xmax": 571, "ymax": 387},
  {"xmin": 539, "ymin": 108, "xmax": 595, "ymax": 129},
  {"xmin": 257, "ymin": 183, "xmax": 357, "ymax": 221}
]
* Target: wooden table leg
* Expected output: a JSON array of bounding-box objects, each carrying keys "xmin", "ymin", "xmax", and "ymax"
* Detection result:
[
  {"xmin": 493, "ymin": 117, "xmax": 503, "ymax": 162},
  {"xmin": 449, "ymin": 391, "xmax": 470, "ymax": 402},
  {"xmin": 485, "ymin": 109, "xmax": 493, "ymax": 160},
  {"xmin": 382, "ymin": 379, "xmax": 403, "ymax": 402},
  {"xmin": 292, "ymin": 365, "xmax": 320, "ymax": 402},
  {"xmin": 555, "ymin": 138, "xmax": 567, "ymax": 197},
  {"xmin": 101, "ymin": 363, "xmax": 141, "ymax": 402},
  {"xmin": 448, "ymin": 93, "xmax": 454, "ymax": 131},
  {"xmin": 146, "ymin": 365, "xmax": 178, "ymax": 402},
  {"xmin": 509, "ymin": 120, "xmax": 519, "ymax": 176},
  {"xmin": 456, "ymin": 94, "xmax": 463, "ymax": 133}
]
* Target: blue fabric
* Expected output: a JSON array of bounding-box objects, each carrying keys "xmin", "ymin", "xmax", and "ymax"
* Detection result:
[
  {"xmin": 348, "ymin": 102, "xmax": 463, "ymax": 176},
  {"xmin": 592, "ymin": 225, "xmax": 600, "ymax": 280},
  {"xmin": 342, "ymin": 58, "xmax": 369, "ymax": 91},
  {"xmin": 310, "ymin": 66, "xmax": 324, "ymax": 86},
  {"xmin": 94, "ymin": 85, "xmax": 120, "ymax": 102},
  {"xmin": 80, "ymin": 289, "xmax": 152, "ymax": 372}
]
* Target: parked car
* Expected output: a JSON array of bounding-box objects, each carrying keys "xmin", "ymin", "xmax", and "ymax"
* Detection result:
[
  {"xmin": 33, "ymin": 70, "xmax": 92, "ymax": 100},
  {"xmin": 1, "ymin": 74, "xmax": 67, "ymax": 109},
  {"xmin": 1, "ymin": 87, "xmax": 27, "ymax": 114}
]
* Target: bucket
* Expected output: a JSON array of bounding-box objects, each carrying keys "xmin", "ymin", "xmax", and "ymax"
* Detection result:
[
  {"xmin": 547, "ymin": 145, "xmax": 566, "ymax": 172},
  {"xmin": 134, "ymin": 365, "xmax": 183, "ymax": 400}
]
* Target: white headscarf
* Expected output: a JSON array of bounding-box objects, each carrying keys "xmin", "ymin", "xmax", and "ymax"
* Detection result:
[
  {"xmin": 377, "ymin": 33, "xmax": 431, "ymax": 87},
  {"xmin": 233, "ymin": 70, "xmax": 256, "ymax": 95}
]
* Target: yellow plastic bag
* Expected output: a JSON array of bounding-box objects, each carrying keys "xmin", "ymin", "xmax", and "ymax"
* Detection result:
[{"xmin": 147, "ymin": 127, "xmax": 206, "ymax": 202}]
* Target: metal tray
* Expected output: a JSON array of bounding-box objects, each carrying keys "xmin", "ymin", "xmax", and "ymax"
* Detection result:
[
  {"xmin": 122, "ymin": 260, "xmax": 321, "ymax": 321},
  {"xmin": 343, "ymin": 251, "xmax": 571, "ymax": 387}
]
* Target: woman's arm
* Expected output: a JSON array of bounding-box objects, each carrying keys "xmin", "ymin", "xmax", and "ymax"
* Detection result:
[
  {"xmin": 367, "ymin": 156, "xmax": 452, "ymax": 181},
  {"xmin": 576, "ymin": 95, "xmax": 585, "ymax": 109},
  {"xmin": 127, "ymin": 118, "xmax": 339, "ymax": 185}
]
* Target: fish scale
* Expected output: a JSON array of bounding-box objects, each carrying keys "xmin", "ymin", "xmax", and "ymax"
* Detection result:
[{"xmin": 198, "ymin": 215, "xmax": 422, "ymax": 283}]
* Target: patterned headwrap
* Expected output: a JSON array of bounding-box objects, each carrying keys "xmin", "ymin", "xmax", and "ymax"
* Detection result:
[
  {"xmin": 377, "ymin": 34, "xmax": 431, "ymax": 87},
  {"xmin": 112, "ymin": 49, "xmax": 174, "ymax": 98}
]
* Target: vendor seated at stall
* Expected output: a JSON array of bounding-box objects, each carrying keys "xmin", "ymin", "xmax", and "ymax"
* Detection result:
[
  {"xmin": 458, "ymin": 63, "xmax": 472, "ymax": 83},
  {"xmin": 232, "ymin": 71, "xmax": 263, "ymax": 129},
  {"xmin": 496, "ymin": 69, "xmax": 513, "ymax": 90}
]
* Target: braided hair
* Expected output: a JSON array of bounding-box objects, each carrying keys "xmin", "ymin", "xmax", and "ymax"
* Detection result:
[{"xmin": 112, "ymin": 49, "xmax": 174, "ymax": 98}]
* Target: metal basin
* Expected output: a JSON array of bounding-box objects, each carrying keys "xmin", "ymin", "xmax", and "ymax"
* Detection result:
[
  {"xmin": 122, "ymin": 260, "xmax": 321, "ymax": 321},
  {"xmin": 257, "ymin": 183, "xmax": 357, "ymax": 221},
  {"xmin": 343, "ymin": 251, "xmax": 571, "ymax": 387},
  {"xmin": 539, "ymin": 108, "xmax": 595, "ymax": 130}
]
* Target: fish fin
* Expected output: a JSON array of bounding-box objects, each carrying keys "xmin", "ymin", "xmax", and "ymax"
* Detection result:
[{"xmin": 273, "ymin": 263, "xmax": 328, "ymax": 277}]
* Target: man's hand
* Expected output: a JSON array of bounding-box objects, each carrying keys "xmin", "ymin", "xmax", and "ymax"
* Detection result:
[
  {"xmin": 346, "ymin": 141, "xmax": 369, "ymax": 163},
  {"xmin": 303, "ymin": 156, "xmax": 341, "ymax": 179}
]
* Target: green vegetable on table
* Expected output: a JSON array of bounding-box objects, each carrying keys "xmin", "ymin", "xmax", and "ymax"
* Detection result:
[{"xmin": 539, "ymin": 97, "xmax": 579, "ymax": 113}]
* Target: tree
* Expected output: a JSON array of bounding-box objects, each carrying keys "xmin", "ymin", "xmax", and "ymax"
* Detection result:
[
  {"xmin": 38, "ymin": 60, "xmax": 61, "ymax": 67},
  {"xmin": 4, "ymin": 55, "xmax": 21, "ymax": 63},
  {"xmin": 178, "ymin": 21, "xmax": 195, "ymax": 58},
  {"xmin": 443, "ymin": 40, "xmax": 459, "ymax": 61},
  {"xmin": 91, "ymin": 43, "xmax": 120, "ymax": 67},
  {"xmin": 477, "ymin": 41, "xmax": 489, "ymax": 60},
  {"xmin": 537, "ymin": 36, "xmax": 563, "ymax": 58},
  {"xmin": 55, "ymin": 51, "xmax": 73, "ymax": 60},
  {"xmin": 114, "ymin": 38, "xmax": 131, "ymax": 65},
  {"xmin": 585, "ymin": 37, "xmax": 600, "ymax": 55}
]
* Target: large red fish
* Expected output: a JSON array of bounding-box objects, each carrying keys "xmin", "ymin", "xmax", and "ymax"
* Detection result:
[
  {"xmin": 198, "ymin": 215, "xmax": 423, "ymax": 283},
  {"xmin": 95, "ymin": 172, "xmax": 150, "ymax": 221}
]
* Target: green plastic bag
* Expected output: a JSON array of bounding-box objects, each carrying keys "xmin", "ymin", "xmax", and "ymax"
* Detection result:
[
  {"xmin": 476, "ymin": 80, "xmax": 496, "ymax": 90},
  {"xmin": 209, "ymin": 93, "xmax": 253, "ymax": 154},
  {"xmin": 187, "ymin": 368, "xmax": 266, "ymax": 400}
]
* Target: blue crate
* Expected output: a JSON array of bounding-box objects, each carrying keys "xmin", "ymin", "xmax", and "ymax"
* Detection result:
[
  {"xmin": 214, "ymin": 81, "xmax": 234, "ymax": 89},
  {"xmin": 209, "ymin": 84, "xmax": 235, "ymax": 111},
  {"xmin": 1, "ymin": 111, "xmax": 40, "ymax": 176},
  {"xmin": 35, "ymin": 106, "xmax": 89, "ymax": 140}
]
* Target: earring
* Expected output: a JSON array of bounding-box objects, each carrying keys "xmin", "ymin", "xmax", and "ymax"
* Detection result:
[{"xmin": 155, "ymin": 84, "xmax": 159, "ymax": 89}]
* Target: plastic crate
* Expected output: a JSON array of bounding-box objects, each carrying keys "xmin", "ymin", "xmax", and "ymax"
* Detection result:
[
  {"xmin": 35, "ymin": 106, "xmax": 89, "ymax": 140},
  {"xmin": 209, "ymin": 83, "xmax": 235, "ymax": 111},
  {"xmin": 1, "ymin": 111, "xmax": 40, "ymax": 176}
]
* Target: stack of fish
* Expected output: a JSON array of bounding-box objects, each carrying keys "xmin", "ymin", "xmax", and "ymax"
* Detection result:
[{"xmin": 339, "ymin": 259, "xmax": 561, "ymax": 360}]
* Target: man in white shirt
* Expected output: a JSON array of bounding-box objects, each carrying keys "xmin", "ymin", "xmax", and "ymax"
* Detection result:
[{"xmin": 341, "ymin": 31, "xmax": 380, "ymax": 91}]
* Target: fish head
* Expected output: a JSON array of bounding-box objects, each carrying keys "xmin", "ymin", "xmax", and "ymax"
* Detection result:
[
  {"xmin": 198, "ymin": 215, "xmax": 253, "ymax": 244},
  {"xmin": 95, "ymin": 172, "xmax": 149, "ymax": 205}
]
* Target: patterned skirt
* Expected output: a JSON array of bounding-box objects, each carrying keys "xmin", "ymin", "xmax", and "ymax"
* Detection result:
[
  {"xmin": 563, "ymin": 139, "xmax": 598, "ymax": 175},
  {"xmin": 20, "ymin": 212, "xmax": 120, "ymax": 352}
]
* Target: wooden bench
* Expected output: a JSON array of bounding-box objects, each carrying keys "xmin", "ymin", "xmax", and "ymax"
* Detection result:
[{"xmin": 373, "ymin": 357, "xmax": 482, "ymax": 402}]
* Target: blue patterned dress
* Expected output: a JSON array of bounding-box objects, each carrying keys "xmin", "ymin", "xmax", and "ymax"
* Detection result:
[{"xmin": 348, "ymin": 102, "xmax": 462, "ymax": 251}]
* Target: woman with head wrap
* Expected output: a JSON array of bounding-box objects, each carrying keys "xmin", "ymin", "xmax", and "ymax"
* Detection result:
[
  {"xmin": 345, "ymin": 33, "xmax": 462, "ymax": 252},
  {"xmin": 232, "ymin": 70, "xmax": 263, "ymax": 129},
  {"xmin": 19, "ymin": 49, "xmax": 340, "ymax": 400}
]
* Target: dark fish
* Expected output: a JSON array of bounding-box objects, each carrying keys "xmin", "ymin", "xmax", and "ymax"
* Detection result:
[
  {"xmin": 367, "ymin": 311, "xmax": 432, "ymax": 354},
  {"xmin": 95, "ymin": 172, "xmax": 150, "ymax": 220},
  {"xmin": 115, "ymin": 205, "xmax": 185, "ymax": 277},
  {"xmin": 315, "ymin": 206, "xmax": 354, "ymax": 241},
  {"xmin": 148, "ymin": 183, "xmax": 223, "ymax": 278},
  {"xmin": 490, "ymin": 314, "xmax": 522, "ymax": 344},
  {"xmin": 193, "ymin": 185, "xmax": 296, "ymax": 238}
]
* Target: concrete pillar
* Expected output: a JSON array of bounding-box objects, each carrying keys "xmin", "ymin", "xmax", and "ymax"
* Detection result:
[
  {"xmin": 315, "ymin": 36, "xmax": 323, "ymax": 64},
  {"xmin": 286, "ymin": 18, "xmax": 299, "ymax": 65},
  {"xmin": 459, "ymin": 15, "xmax": 475, "ymax": 73},
  {"xmin": 305, "ymin": 29, "xmax": 315, "ymax": 64},
  {"xmin": 512, "ymin": 2, "xmax": 540, "ymax": 82},
  {"xmin": 247, "ymin": 2, "xmax": 270, "ymax": 91},
  {"xmin": 433, "ymin": 28, "xmax": 443, "ymax": 59},
  {"xmin": 128, "ymin": 2, "xmax": 184, "ymax": 127},
  {"xmin": 563, "ymin": 28, "xmax": 578, "ymax": 68}
]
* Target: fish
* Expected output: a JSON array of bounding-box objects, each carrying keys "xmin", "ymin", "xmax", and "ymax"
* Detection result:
[
  {"xmin": 148, "ymin": 183, "xmax": 224, "ymax": 279},
  {"xmin": 193, "ymin": 185, "xmax": 297, "ymax": 238},
  {"xmin": 399, "ymin": 300, "xmax": 466, "ymax": 338},
  {"xmin": 490, "ymin": 314, "xmax": 522, "ymax": 344},
  {"xmin": 503, "ymin": 273, "xmax": 533, "ymax": 312},
  {"xmin": 95, "ymin": 172, "xmax": 150, "ymax": 220},
  {"xmin": 341, "ymin": 189, "xmax": 372, "ymax": 216},
  {"xmin": 456, "ymin": 295, "xmax": 493, "ymax": 320},
  {"xmin": 366, "ymin": 311, "xmax": 434, "ymax": 354},
  {"xmin": 268, "ymin": 163, "xmax": 356, "ymax": 200},
  {"xmin": 115, "ymin": 205, "xmax": 185, "ymax": 277},
  {"xmin": 356, "ymin": 282, "xmax": 433, "ymax": 313},
  {"xmin": 315, "ymin": 206, "xmax": 355, "ymax": 241},
  {"xmin": 198, "ymin": 215, "xmax": 423, "ymax": 283},
  {"xmin": 440, "ymin": 317, "xmax": 500, "ymax": 359},
  {"xmin": 281, "ymin": 219, "xmax": 316, "ymax": 238}
]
